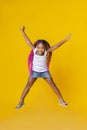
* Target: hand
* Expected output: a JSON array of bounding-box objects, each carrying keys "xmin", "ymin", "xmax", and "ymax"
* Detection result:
[
  {"xmin": 66, "ymin": 33, "xmax": 71, "ymax": 41},
  {"xmin": 20, "ymin": 26, "xmax": 25, "ymax": 32}
]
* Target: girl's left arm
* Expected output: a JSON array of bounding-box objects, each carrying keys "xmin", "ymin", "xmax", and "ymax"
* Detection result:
[{"xmin": 47, "ymin": 33, "xmax": 71, "ymax": 52}]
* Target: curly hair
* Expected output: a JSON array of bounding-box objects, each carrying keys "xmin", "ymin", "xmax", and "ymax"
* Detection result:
[{"xmin": 34, "ymin": 39, "xmax": 50, "ymax": 50}]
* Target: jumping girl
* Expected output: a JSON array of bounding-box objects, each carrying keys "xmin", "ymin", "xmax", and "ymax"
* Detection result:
[{"xmin": 16, "ymin": 26, "xmax": 71, "ymax": 109}]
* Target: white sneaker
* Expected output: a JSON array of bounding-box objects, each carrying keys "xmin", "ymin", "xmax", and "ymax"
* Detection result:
[{"xmin": 59, "ymin": 101, "xmax": 68, "ymax": 107}]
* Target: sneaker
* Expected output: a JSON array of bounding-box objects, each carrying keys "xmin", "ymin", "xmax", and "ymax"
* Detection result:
[
  {"xmin": 59, "ymin": 101, "xmax": 68, "ymax": 107},
  {"xmin": 16, "ymin": 102, "xmax": 24, "ymax": 109}
]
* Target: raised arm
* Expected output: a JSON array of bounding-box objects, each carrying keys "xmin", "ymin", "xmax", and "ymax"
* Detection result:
[
  {"xmin": 20, "ymin": 26, "xmax": 35, "ymax": 50},
  {"xmin": 47, "ymin": 33, "xmax": 71, "ymax": 52}
]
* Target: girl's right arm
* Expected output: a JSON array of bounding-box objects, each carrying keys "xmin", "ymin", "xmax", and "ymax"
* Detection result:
[{"xmin": 20, "ymin": 26, "xmax": 35, "ymax": 50}]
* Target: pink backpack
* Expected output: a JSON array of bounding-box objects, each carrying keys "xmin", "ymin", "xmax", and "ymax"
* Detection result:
[{"xmin": 28, "ymin": 40, "xmax": 52, "ymax": 74}]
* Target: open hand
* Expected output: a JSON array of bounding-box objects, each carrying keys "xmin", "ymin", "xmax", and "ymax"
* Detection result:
[
  {"xmin": 66, "ymin": 33, "xmax": 71, "ymax": 41},
  {"xmin": 20, "ymin": 26, "xmax": 25, "ymax": 32}
]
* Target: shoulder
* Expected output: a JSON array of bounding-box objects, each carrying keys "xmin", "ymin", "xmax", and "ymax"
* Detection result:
[
  {"xmin": 44, "ymin": 50, "xmax": 47, "ymax": 55},
  {"xmin": 33, "ymin": 48, "xmax": 37, "ymax": 53}
]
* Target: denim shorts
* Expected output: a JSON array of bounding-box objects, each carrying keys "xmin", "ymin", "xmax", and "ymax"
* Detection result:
[{"xmin": 30, "ymin": 70, "xmax": 51, "ymax": 78}]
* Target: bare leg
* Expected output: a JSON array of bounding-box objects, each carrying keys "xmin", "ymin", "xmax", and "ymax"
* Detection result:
[
  {"xmin": 43, "ymin": 77, "xmax": 68, "ymax": 107},
  {"xmin": 16, "ymin": 76, "xmax": 37, "ymax": 109}
]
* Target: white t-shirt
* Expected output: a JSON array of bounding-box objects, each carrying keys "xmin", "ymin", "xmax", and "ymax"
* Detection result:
[{"xmin": 32, "ymin": 48, "xmax": 48, "ymax": 72}]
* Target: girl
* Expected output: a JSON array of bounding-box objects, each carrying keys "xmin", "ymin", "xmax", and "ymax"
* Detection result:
[{"xmin": 16, "ymin": 26, "xmax": 71, "ymax": 109}]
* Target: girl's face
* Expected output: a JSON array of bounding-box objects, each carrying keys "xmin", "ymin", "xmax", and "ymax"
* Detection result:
[{"xmin": 36, "ymin": 43, "xmax": 46, "ymax": 55}]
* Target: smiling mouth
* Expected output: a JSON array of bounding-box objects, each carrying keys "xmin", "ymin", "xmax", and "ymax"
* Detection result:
[{"xmin": 38, "ymin": 51, "xmax": 43, "ymax": 53}]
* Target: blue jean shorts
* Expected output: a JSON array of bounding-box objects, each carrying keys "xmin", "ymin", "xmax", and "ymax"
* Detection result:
[{"xmin": 30, "ymin": 70, "xmax": 51, "ymax": 78}]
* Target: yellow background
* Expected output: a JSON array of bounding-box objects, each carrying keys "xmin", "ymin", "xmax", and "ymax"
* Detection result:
[{"xmin": 0, "ymin": 0, "xmax": 87, "ymax": 130}]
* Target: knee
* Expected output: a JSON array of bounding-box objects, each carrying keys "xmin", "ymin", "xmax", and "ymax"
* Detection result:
[{"xmin": 26, "ymin": 82, "xmax": 33, "ymax": 89}]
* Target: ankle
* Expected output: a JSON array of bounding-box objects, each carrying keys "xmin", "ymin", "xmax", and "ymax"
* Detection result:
[
  {"xmin": 59, "ymin": 99, "xmax": 65, "ymax": 103},
  {"xmin": 19, "ymin": 100, "xmax": 24, "ymax": 104}
]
